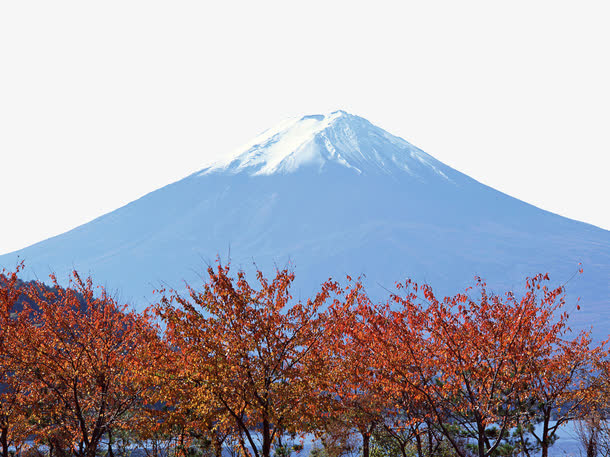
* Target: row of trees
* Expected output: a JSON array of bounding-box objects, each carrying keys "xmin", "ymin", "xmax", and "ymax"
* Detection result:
[{"xmin": 0, "ymin": 262, "xmax": 608, "ymax": 457}]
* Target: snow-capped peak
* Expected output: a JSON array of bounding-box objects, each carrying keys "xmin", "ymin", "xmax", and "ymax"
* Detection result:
[{"xmin": 200, "ymin": 110, "xmax": 450, "ymax": 180}]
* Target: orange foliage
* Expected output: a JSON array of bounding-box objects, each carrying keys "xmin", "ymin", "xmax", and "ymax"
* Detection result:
[
  {"xmin": 368, "ymin": 274, "xmax": 604, "ymax": 457},
  {"xmin": 15, "ymin": 271, "xmax": 159, "ymax": 457},
  {"xmin": 0, "ymin": 263, "xmax": 34, "ymax": 457},
  {"xmin": 155, "ymin": 263, "xmax": 341, "ymax": 457},
  {"xmin": 0, "ymin": 261, "xmax": 604, "ymax": 457}
]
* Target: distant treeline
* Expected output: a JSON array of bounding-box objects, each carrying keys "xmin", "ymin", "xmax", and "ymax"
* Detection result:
[{"xmin": 1, "ymin": 262, "xmax": 608, "ymax": 457}]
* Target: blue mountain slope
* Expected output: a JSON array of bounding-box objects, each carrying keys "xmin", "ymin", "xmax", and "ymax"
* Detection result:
[{"xmin": 2, "ymin": 111, "xmax": 608, "ymax": 335}]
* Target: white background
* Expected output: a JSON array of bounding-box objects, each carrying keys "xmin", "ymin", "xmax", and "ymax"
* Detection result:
[{"xmin": 1, "ymin": 1, "xmax": 609, "ymax": 255}]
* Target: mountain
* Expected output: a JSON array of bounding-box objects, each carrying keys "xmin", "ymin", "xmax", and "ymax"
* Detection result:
[{"xmin": 1, "ymin": 111, "xmax": 608, "ymax": 335}]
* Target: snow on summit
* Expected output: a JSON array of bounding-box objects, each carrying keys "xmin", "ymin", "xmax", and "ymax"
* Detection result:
[{"xmin": 201, "ymin": 110, "xmax": 450, "ymax": 180}]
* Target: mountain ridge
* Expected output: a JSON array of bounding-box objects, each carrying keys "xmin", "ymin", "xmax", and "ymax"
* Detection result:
[{"xmin": 1, "ymin": 111, "xmax": 608, "ymax": 336}]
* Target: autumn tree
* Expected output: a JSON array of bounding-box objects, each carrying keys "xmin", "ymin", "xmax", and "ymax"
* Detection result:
[
  {"xmin": 365, "ymin": 274, "xmax": 594, "ymax": 457},
  {"xmin": 575, "ymin": 357, "xmax": 610, "ymax": 457},
  {"xmin": 514, "ymin": 298, "xmax": 606, "ymax": 457},
  {"xmin": 421, "ymin": 275, "xmax": 570, "ymax": 457},
  {"xmin": 155, "ymin": 263, "xmax": 341, "ymax": 457},
  {"xmin": 134, "ymin": 336, "xmax": 234, "ymax": 457},
  {"xmin": 16, "ymin": 271, "xmax": 160, "ymax": 457},
  {"xmin": 0, "ymin": 263, "xmax": 34, "ymax": 457},
  {"xmin": 320, "ymin": 283, "xmax": 397, "ymax": 457},
  {"xmin": 350, "ymin": 280, "xmax": 451, "ymax": 457}
]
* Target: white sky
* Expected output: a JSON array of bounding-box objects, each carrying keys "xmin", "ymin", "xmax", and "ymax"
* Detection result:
[{"xmin": 1, "ymin": 1, "xmax": 609, "ymax": 256}]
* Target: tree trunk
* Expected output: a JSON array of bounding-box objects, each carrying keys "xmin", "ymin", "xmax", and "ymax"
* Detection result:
[
  {"xmin": 1, "ymin": 426, "xmax": 9, "ymax": 457},
  {"xmin": 85, "ymin": 437, "xmax": 101, "ymax": 457},
  {"xmin": 414, "ymin": 430, "xmax": 423, "ymax": 457},
  {"xmin": 107, "ymin": 429, "xmax": 115, "ymax": 457},
  {"xmin": 541, "ymin": 410, "xmax": 550, "ymax": 457},
  {"xmin": 477, "ymin": 419, "xmax": 486, "ymax": 457},
  {"xmin": 587, "ymin": 438, "xmax": 598, "ymax": 457},
  {"xmin": 262, "ymin": 418, "xmax": 271, "ymax": 457},
  {"xmin": 361, "ymin": 431, "xmax": 370, "ymax": 457},
  {"xmin": 214, "ymin": 438, "xmax": 223, "ymax": 457},
  {"xmin": 237, "ymin": 430, "xmax": 252, "ymax": 457}
]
